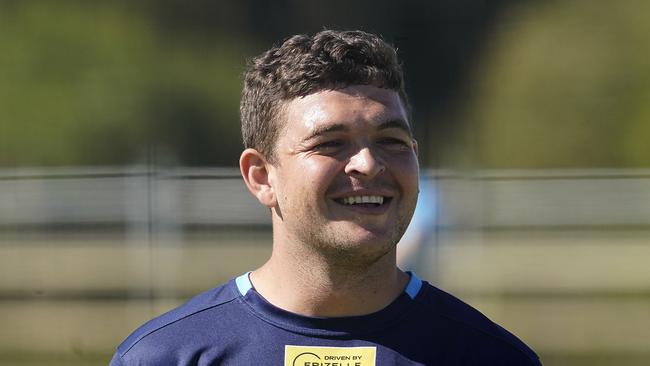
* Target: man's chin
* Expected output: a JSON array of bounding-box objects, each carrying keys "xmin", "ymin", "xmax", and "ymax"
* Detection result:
[{"xmin": 322, "ymin": 226, "xmax": 400, "ymax": 255}]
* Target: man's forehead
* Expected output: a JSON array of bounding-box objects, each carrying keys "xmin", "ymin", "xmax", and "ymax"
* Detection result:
[
  {"xmin": 283, "ymin": 86, "xmax": 410, "ymax": 133},
  {"xmin": 298, "ymin": 85, "xmax": 405, "ymax": 107}
]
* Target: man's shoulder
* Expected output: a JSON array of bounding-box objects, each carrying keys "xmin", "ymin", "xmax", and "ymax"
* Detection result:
[
  {"xmin": 113, "ymin": 279, "xmax": 240, "ymax": 362},
  {"xmin": 414, "ymin": 282, "xmax": 542, "ymax": 365}
]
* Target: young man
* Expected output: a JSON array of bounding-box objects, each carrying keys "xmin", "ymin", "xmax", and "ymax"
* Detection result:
[{"xmin": 110, "ymin": 30, "xmax": 542, "ymax": 365}]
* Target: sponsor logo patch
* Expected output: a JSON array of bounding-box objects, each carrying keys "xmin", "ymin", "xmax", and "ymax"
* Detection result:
[{"xmin": 285, "ymin": 345, "xmax": 376, "ymax": 366}]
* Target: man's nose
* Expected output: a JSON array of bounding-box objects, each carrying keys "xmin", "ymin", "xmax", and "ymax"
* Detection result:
[{"xmin": 344, "ymin": 147, "xmax": 386, "ymax": 179}]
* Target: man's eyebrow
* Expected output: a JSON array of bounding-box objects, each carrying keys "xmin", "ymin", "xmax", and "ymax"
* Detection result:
[
  {"xmin": 378, "ymin": 119, "xmax": 413, "ymax": 136},
  {"xmin": 302, "ymin": 123, "xmax": 349, "ymax": 142}
]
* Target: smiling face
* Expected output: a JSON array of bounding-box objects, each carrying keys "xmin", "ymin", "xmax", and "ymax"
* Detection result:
[{"xmin": 264, "ymin": 85, "xmax": 419, "ymax": 264}]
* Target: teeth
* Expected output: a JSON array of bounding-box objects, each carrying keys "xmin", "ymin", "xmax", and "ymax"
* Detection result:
[{"xmin": 342, "ymin": 195, "xmax": 384, "ymax": 205}]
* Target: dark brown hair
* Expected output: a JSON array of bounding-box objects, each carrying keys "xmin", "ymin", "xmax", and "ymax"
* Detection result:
[{"xmin": 240, "ymin": 29, "xmax": 409, "ymax": 163}]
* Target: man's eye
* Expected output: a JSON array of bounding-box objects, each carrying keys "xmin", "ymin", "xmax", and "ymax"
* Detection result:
[
  {"xmin": 314, "ymin": 140, "xmax": 344, "ymax": 150},
  {"xmin": 377, "ymin": 138, "xmax": 409, "ymax": 147}
]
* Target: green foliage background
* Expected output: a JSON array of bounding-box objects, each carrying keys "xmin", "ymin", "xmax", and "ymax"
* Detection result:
[
  {"xmin": 1, "ymin": 2, "xmax": 249, "ymax": 167},
  {"xmin": 1, "ymin": 0, "xmax": 648, "ymax": 168},
  {"xmin": 461, "ymin": 0, "xmax": 650, "ymax": 168}
]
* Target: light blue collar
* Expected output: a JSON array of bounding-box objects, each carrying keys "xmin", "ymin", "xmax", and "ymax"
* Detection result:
[{"xmin": 235, "ymin": 271, "xmax": 423, "ymax": 300}]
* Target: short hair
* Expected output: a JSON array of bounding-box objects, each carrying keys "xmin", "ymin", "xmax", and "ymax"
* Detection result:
[{"xmin": 240, "ymin": 29, "xmax": 410, "ymax": 163}]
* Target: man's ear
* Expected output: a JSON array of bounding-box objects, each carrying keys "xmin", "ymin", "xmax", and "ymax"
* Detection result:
[
  {"xmin": 412, "ymin": 139, "xmax": 419, "ymax": 157},
  {"xmin": 240, "ymin": 148, "xmax": 276, "ymax": 208}
]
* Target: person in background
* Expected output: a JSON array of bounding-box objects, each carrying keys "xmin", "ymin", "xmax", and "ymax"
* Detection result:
[{"xmin": 396, "ymin": 177, "xmax": 438, "ymax": 273}]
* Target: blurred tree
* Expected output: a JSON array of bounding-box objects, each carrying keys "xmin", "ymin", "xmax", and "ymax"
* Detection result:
[
  {"xmin": 0, "ymin": 1, "xmax": 250, "ymax": 166},
  {"xmin": 459, "ymin": 0, "xmax": 650, "ymax": 168}
]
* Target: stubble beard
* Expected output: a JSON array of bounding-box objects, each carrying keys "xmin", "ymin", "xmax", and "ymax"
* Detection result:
[{"xmin": 289, "ymin": 198, "xmax": 417, "ymax": 271}]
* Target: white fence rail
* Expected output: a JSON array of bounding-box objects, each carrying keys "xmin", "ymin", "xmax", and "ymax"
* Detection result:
[{"xmin": 2, "ymin": 167, "xmax": 650, "ymax": 229}]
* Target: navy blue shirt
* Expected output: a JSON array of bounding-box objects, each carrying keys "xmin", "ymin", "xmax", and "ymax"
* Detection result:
[{"xmin": 111, "ymin": 272, "xmax": 541, "ymax": 365}]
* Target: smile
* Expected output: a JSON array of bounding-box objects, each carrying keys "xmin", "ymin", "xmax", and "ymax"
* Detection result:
[{"xmin": 337, "ymin": 195, "xmax": 388, "ymax": 205}]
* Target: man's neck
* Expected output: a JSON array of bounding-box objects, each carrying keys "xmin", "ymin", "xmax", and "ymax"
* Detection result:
[{"xmin": 249, "ymin": 245, "xmax": 409, "ymax": 318}]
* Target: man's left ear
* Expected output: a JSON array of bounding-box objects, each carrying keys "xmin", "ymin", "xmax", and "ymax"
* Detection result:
[{"xmin": 412, "ymin": 139, "xmax": 419, "ymax": 157}]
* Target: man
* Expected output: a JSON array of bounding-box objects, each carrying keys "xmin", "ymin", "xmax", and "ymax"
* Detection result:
[{"xmin": 110, "ymin": 30, "xmax": 542, "ymax": 365}]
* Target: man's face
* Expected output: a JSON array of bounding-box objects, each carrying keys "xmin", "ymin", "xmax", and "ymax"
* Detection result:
[{"xmin": 269, "ymin": 85, "xmax": 419, "ymax": 264}]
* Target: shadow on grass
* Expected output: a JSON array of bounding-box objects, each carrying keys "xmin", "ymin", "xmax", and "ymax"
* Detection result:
[
  {"xmin": 540, "ymin": 352, "xmax": 650, "ymax": 366},
  {"xmin": 0, "ymin": 352, "xmax": 113, "ymax": 366}
]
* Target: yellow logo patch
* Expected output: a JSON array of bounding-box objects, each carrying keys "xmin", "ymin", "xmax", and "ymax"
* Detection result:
[{"xmin": 285, "ymin": 345, "xmax": 377, "ymax": 366}]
